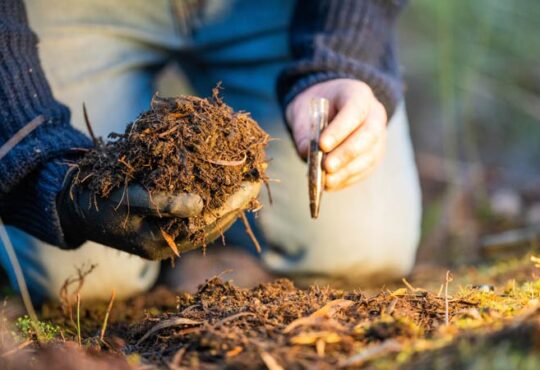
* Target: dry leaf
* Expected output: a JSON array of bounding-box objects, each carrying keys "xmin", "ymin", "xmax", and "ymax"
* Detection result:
[
  {"xmin": 290, "ymin": 331, "xmax": 342, "ymax": 345},
  {"xmin": 260, "ymin": 351, "xmax": 284, "ymax": 370},
  {"xmin": 226, "ymin": 346, "xmax": 243, "ymax": 358},
  {"xmin": 284, "ymin": 299, "xmax": 353, "ymax": 333},
  {"xmin": 391, "ymin": 288, "xmax": 408, "ymax": 297},
  {"xmin": 160, "ymin": 228, "xmax": 180, "ymax": 257}
]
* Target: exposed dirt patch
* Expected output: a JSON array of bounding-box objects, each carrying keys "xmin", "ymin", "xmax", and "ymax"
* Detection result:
[
  {"xmin": 3, "ymin": 266, "xmax": 540, "ymax": 369},
  {"xmin": 123, "ymin": 278, "xmax": 475, "ymax": 369}
]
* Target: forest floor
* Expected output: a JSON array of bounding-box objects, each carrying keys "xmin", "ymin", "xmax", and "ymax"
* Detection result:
[{"xmin": 1, "ymin": 251, "xmax": 540, "ymax": 370}]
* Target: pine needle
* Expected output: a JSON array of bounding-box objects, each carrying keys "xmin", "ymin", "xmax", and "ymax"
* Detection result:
[{"xmin": 100, "ymin": 289, "xmax": 116, "ymax": 341}]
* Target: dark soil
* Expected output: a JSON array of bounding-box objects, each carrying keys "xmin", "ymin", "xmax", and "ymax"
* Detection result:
[
  {"xmin": 121, "ymin": 278, "xmax": 473, "ymax": 369},
  {"xmin": 74, "ymin": 86, "xmax": 269, "ymax": 244},
  {"xmin": 3, "ymin": 266, "xmax": 540, "ymax": 369}
]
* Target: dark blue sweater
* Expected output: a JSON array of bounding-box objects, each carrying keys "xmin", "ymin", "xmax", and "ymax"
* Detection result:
[{"xmin": 0, "ymin": 0, "xmax": 405, "ymax": 248}]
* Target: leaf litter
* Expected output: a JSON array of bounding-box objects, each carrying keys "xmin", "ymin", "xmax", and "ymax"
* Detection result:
[{"xmin": 3, "ymin": 256, "xmax": 540, "ymax": 369}]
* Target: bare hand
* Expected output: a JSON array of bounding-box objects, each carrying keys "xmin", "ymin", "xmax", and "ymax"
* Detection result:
[{"xmin": 286, "ymin": 79, "xmax": 388, "ymax": 191}]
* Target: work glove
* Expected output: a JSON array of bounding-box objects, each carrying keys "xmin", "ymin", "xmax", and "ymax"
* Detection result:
[{"xmin": 56, "ymin": 169, "xmax": 261, "ymax": 260}]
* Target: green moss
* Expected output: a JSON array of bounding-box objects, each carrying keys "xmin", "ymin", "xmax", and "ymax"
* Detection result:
[{"xmin": 16, "ymin": 315, "xmax": 60, "ymax": 342}]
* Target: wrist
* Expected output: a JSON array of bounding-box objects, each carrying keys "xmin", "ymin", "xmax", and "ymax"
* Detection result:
[{"xmin": 0, "ymin": 157, "xmax": 82, "ymax": 248}]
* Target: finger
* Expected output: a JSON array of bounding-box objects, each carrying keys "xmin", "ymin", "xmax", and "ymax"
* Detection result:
[
  {"xmin": 325, "ymin": 120, "xmax": 386, "ymax": 192},
  {"xmin": 202, "ymin": 181, "xmax": 262, "ymax": 225},
  {"xmin": 319, "ymin": 86, "xmax": 373, "ymax": 152},
  {"xmin": 108, "ymin": 185, "xmax": 203, "ymax": 218},
  {"xmin": 287, "ymin": 100, "xmax": 312, "ymax": 158},
  {"xmin": 328, "ymin": 172, "xmax": 369, "ymax": 192},
  {"xmin": 325, "ymin": 152, "xmax": 375, "ymax": 191},
  {"xmin": 325, "ymin": 101, "xmax": 387, "ymax": 172},
  {"xmin": 324, "ymin": 117, "xmax": 381, "ymax": 174}
]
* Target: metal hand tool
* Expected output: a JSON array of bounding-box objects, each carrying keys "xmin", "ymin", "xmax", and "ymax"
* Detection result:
[{"xmin": 308, "ymin": 98, "xmax": 329, "ymax": 219}]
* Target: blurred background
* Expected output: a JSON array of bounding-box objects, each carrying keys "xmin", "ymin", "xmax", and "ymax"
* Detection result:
[
  {"xmin": 399, "ymin": 0, "xmax": 540, "ymax": 267},
  {"xmin": 155, "ymin": 0, "xmax": 540, "ymax": 282}
]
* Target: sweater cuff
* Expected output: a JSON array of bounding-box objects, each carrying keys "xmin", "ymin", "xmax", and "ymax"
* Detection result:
[
  {"xmin": 279, "ymin": 62, "xmax": 403, "ymax": 121},
  {"xmin": 282, "ymin": 71, "xmax": 401, "ymax": 116},
  {"xmin": 0, "ymin": 118, "xmax": 92, "ymax": 193},
  {"xmin": 277, "ymin": 0, "xmax": 406, "ymax": 120},
  {"xmin": 1, "ymin": 157, "xmax": 82, "ymax": 249}
]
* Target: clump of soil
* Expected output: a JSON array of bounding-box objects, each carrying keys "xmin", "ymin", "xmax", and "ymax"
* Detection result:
[{"xmin": 75, "ymin": 86, "xmax": 269, "ymax": 244}]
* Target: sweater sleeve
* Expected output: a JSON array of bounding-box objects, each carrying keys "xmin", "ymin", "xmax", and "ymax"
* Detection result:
[
  {"xmin": 277, "ymin": 0, "xmax": 407, "ymax": 118},
  {"xmin": 0, "ymin": 0, "xmax": 92, "ymax": 246}
]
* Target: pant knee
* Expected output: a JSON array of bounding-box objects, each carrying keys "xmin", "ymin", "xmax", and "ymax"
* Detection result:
[{"xmin": 1, "ymin": 227, "xmax": 160, "ymax": 302}]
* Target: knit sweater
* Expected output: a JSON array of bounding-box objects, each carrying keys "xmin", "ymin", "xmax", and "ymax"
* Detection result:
[
  {"xmin": 0, "ymin": 0, "xmax": 405, "ymax": 248},
  {"xmin": 0, "ymin": 0, "xmax": 92, "ymax": 246},
  {"xmin": 278, "ymin": 0, "xmax": 406, "ymax": 117}
]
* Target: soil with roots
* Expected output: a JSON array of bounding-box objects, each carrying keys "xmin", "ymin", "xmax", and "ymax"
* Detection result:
[{"xmin": 73, "ymin": 87, "xmax": 269, "ymax": 246}]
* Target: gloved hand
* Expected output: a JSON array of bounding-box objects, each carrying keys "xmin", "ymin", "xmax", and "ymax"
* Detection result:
[{"xmin": 56, "ymin": 170, "xmax": 261, "ymax": 260}]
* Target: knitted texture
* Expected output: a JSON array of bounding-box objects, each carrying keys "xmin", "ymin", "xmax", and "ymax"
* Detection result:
[
  {"xmin": 278, "ymin": 0, "xmax": 407, "ymax": 118},
  {"xmin": 0, "ymin": 0, "xmax": 92, "ymax": 246}
]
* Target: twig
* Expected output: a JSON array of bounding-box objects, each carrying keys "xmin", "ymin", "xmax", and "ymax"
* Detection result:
[
  {"xmin": 264, "ymin": 181, "xmax": 273, "ymax": 205},
  {"xmin": 240, "ymin": 211, "xmax": 261, "ymax": 253},
  {"xmin": 76, "ymin": 292, "xmax": 82, "ymax": 346},
  {"xmin": 437, "ymin": 284, "xmax": 444, "ymax": 297},
  {"xmin": 214, "ymin": 312, "xmax": 257, "ymax": 328},
  {"xmin": 100, "ymin": 290, "xmax": 116, "ymax": 341},
  {"xmin": 0, "ymin": 217, "xmax": 41, "ymax": 339},
  {"xmin": 444, "ymin": 270, "xmax": 453, "ymax": 326},
  {"xmin": 169, "ymin": 347, "xmax": 187, "ymax": 369},
  {"xmin": 59, "ymin": 264, "xmax": 96, "ymax": 329},
  {"xmin": 402, "ymin": 278, "xmax": 416, "ymax": 292},
  {"xmin": 260, "ymin": 351, "xmax": 284, "ymax": 370},
  {"xmin": 385, "ymin": 298, "xmax": 398, "ymax": 315},
  {"xmin": 203, "ymin": 153, "xmax": 247, "ymax": 167},
  {"xmin": 82, "ymin": 103, "xmax": 98, "ymax": 145},
  {"xmin": 136, "ymin": 317, "xmax": 202, "ymax": 345},
  {"xmin": 0, "ymin": 115, "xmax": 44, "ymax": 161},
  {"xmin": 0, "ymin": 340, "xmax": 32, "ymax": 358},
  {"xmin": 157, "ymin": 125, "xmax": 180, "ymax": 138}
]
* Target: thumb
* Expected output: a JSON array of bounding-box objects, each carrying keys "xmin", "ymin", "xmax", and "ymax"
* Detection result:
[
  {"xmin": 202, "ymin": 181, "xmax": 261, "ymax": 224},
  {"xmin": 108, "ymin": 185, "xmax": 203, "ymax": 218}
]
